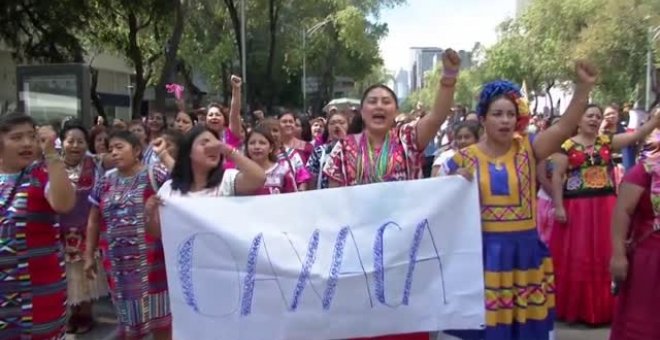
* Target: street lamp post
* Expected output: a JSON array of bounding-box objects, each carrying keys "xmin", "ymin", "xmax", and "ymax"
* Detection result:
[
  {"xmin": 646, "ymin": 26, "xmax": 660, "ymax": 111},
  {"xmin": 127, "ymin": 84, "xmax": 134, "ymax": 119},
  {"xmin": 302, "ymin": 17, "xmax": 334, "ymax": 111},
  {"xmin": 240, "ymin": 0, "xmax": 248, "ymax": 113}
]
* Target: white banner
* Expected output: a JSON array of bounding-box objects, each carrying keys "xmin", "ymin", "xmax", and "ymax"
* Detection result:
[{"xmin": 160, "ymin": 177, "xmax": 486, "ymax": 340}]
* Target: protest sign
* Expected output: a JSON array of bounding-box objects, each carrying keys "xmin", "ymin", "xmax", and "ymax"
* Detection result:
[{"xmin": 160, "ymin": 177, "xmax": 485, "ymax": 340}]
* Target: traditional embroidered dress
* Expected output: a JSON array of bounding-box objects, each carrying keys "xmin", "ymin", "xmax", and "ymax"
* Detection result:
[
  {"xmin": 278, "ymin": 148, "xmax": 311, "ymax": 186},
  {"xmin": 323, "ymin": 122, "xmax": 423, "ymax": 186},
  {"xmin": 253, "ymin": 162, "xmax": 296, "ymax": 195},
  {"xmin": 61, "ymin": 156, "xmax": 109, "ymax": 306},
  {"xmin": 287, "ymin": 138, "xmax": 314, "ymax": 165},
  {"xmin": 0, "ymin": 162, "xmax": 67, "ymax": 340},
  {"xmin": 550, "ymin": 135, "xmax": 616, "ymax": 325},
  {"xmin": 444, "ymin": 135, "xmax": 555, "ymax": 340},
  {"xmin": 89, "ymin": 165, "xmax": 171, "ymax": 338},
  {"xmin": 323, "ymin": 121, "xmax": 427, "ymax": 340},
  {"xmin": 610, "ymin": 161, "xmax": 660, "ymax": 340},
  {"xmin": 306, "ymin": 142, "xmax": 337, "ymax": 189}
]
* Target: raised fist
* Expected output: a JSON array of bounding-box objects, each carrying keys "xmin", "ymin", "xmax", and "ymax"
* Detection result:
[
  {"xmin": 442, "ymin": 49, "xmax": 461, "ymax": 73},
  {"xmin": 37, "ymin": 125, "xmax": 57, "ymax": 154},
  {"xmin": 231, "ymin": 75, "xmax": 242, "ymax": 89},
  {"xmin": 575, "ymin": 61, "xmax": 598, "ymax": 87}
]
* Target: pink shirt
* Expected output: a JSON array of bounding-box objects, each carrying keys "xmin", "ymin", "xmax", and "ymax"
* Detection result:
[
  {"xmin": 223, "ymin": 128, "xmax": 242, "ymax": 169},
  {"xmin": 253, "ymin": 162, "xmax": 297, "ymax": 195}
]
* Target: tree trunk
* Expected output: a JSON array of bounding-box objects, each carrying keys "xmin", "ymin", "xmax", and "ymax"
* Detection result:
[
  {"xmin": 545, "ymin": 81, "xmax": 555, "ymax": 115},
  {"xmin": 90, "ymin": 66, "xmax": 106, "ymax": 120},
  {"xmin": 180, "ymin": 61, "xmax": 204, "ymax": 108},
  {"xmin": 223, "ymin": 0, "xmax": 242, "ymax": 61},
  {"xmin": 154, "ymin": 0, "xmax": 185, "ymax": 112},
  {"xmin": 265, "ymin": 0, "xmax": 279, "ymax": 113},
  {"xmin": 317, "ymin": 31, "xmax": 340, "ymax": 112},
  {"xmin": 221, "ymin": 62, "xmax": 230, "ymax": 104},
  {"xmin": 127, "ymin": 11, "xmax": 145, "ymax": 119}
]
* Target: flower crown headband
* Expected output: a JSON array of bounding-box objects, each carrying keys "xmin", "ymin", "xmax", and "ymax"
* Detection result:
[{"xmin": 476, "ymin": 80, "xmax": 530, "ymax": 133}]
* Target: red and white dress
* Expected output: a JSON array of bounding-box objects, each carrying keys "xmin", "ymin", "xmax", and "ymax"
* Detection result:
[
  {"xmin": 254, "ymin": 162, "xmax": 297, "ymax": 195},
  {"xmin": 323, "ymin": 121, "xmax": 427, "ymax": 340}
]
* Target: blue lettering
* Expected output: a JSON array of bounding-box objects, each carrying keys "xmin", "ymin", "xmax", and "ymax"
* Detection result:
[
  {"xmin": 177, "ymin": 232, "xmax": 241, "ymax": 317},
  {"xmin": 402, "ymin": 219, "xmax": 446, "ymax": 305},
  {"xmin": 373, "ymin": 221, "xmax": 403, "ymax": 307},
  {"xmin": 322, "ymin": 226, "xmax": 373, "ymax": 310},
  {"xmin": 289, "ymin": 230, "xmax": 320, "ymax": 310}
]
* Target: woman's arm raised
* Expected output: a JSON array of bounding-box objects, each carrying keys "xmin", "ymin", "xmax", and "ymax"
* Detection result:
[{"xmin": 533, "ymin": 61, "xmax": 598, "ymax": 160}]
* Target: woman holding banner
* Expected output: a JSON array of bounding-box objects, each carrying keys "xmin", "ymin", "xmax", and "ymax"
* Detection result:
[
  {"xmin": 146, "ymin": 125, "xmax": 267, "ymax": 237},
  {"xmin": 323, "ymin": 49, "xmax": 461, "ymax": 340},
  {"xmin": 443, "ymin": 61, "xmax": 598, "ymax": 340}
]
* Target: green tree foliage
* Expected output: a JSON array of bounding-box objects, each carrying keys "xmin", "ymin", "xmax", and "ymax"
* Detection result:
[
  {"xmin": 406, "ymin": 0, "xmax": 657, "ymax": 112},
  {"xmin": 0, "ymin": 0, "xmax": 90, "ymax": 62}
]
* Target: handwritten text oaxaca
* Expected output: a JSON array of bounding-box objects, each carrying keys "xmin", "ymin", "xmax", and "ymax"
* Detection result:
[{"xmin": 175, "ymin": 218, "xmax": 447, "ymax": 318}]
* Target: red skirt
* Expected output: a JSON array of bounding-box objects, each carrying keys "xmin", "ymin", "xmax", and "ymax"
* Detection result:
[
  {"xmin": 352, "ymin": 333, "xmax": 429, "ymax": 340},
  {"xmin": 610, "ymin": 236, "xmax": 660, "ymax": 340},
  {"xmin": 550, "ymin": 195, "xmax": 616, "ymax": 325}
]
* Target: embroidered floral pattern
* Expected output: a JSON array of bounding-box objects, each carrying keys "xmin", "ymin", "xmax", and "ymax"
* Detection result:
[
  {"xmin": 561, "ymin": 135, "xmax": 615, "ymax": 197},
  {"xmin": 583, "ymin": 167, "xmax": 609, "ymax": 189}
]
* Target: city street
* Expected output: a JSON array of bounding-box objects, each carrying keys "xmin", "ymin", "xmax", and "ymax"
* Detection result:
[{"xmin": 69, "ymin": 298, "xmax": 610, "ymax": 340}]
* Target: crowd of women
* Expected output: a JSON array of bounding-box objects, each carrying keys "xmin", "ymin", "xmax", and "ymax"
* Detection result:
[{"xmin": 0, "ymin": 47, "xmax": 658, "ymax": 340}]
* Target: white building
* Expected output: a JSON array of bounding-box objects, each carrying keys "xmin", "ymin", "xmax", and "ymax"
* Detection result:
[
  {"xmin": 393, "ymin": 69, "xmax": 409, "ymax": 101},
  {"xmin": 409, "ymin": 47, "xmax": 444, "ymax": 91}
]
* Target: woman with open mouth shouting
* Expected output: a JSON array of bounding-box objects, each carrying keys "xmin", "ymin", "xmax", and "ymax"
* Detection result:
[
  {"xmin": 322, "ymin": 49, "xmax": 462, "ymax": 340},
  {"xmin": 306, "ymin": 110, "xmax": 349, "ymax": 190},
  {"xmin": 59, "ymin": 120, "xmax": 110, "ymax": 335},
  {"xmin": 0, "ymin": 112, "xmax": 76, "ymax": 340},
  {"xmin": 442, "ymin": 61, "xmax": 599, "ymax": 340},
  {"xmin": 205, "ymin": 76, "xmax": 244, "ymax": 169}
]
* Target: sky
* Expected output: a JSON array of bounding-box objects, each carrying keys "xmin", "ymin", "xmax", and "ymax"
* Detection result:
[{"xmin": 378, "ymin": 0, "xmax": 517, "ymax": 71}]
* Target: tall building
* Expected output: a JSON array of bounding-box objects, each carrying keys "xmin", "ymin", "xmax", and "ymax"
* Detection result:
[
  {"xmin": 393, "ymin": 69, "xmax": 409, "ymax": 101},
  {"xmin": 409, "ymin": 47, "xmax": 443, "ymax": 91},
  {"xmin": 408, "ymin": 47, "xmax": 474, "ymax": 91}
]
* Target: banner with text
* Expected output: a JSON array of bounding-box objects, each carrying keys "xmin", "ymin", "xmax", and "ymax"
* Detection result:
[{"xmin": 160, "ymin": 177, "xmax": 485, "ymax": 340}]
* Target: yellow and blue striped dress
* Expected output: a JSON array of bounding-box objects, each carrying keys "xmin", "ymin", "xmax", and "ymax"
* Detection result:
[{"xmin": 444, "ymin": 134, "xmax": 555, "ymax": 340}]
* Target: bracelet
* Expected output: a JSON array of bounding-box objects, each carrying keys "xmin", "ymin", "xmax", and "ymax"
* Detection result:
[{"xmin": 442, "ymin": 68, "xmax": 459, "ymax": 79}]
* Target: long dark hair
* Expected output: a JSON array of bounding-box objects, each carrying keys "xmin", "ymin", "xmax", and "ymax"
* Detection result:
[
  {"xmin": 299, "ymin": 116, "xmax": 312, "ymax": 142},
  {"xmin": 170, "ymin": 125, "xmax": 225, "ymax": 194}
]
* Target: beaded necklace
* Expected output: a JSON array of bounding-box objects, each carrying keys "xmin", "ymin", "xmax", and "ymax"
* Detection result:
[{"xmin": 356, "ymin": 132, "xmax": 394, "ymax": 184}]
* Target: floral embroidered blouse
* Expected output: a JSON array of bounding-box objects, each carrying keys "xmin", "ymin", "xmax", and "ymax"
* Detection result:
[
  {"xmin": 561, "ymin": 135, "xmax": 616, "ymax": 198},
  {"xmin": 322, "ymin": 120, "xmax": 423, "ymax": 186}
]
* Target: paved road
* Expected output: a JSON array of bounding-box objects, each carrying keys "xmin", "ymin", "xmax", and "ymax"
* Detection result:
[{"xmin": 67, "ymin": 298, "xmax": 610, "ymax": 340}]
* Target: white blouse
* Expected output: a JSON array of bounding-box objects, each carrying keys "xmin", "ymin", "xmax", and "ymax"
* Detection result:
[{"xmin": 158, "ymin": 169, "xmax": 238, "ymax": 197}]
